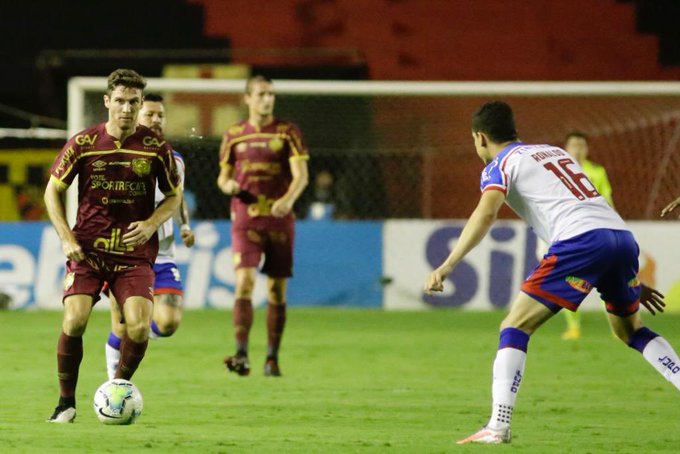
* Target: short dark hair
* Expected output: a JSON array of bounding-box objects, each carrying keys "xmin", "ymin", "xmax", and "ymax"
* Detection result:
[
  {"xmin": 143, "ymin": 93, "xmax": 164, "ymax": 103},
  {"xmin": 106, "ymin": 69, "xmax": 146, "ymax": 95},
  {"xmin": 245, "ymin": 74, "xmax": 273, "ymax": 94},
  {"xmin": 471, "ymin": 101, "xmax": 518, "ymax": 143},
  {"xmin": 565, "ymin": 130, "xmax": 588, "ymax": 142}
]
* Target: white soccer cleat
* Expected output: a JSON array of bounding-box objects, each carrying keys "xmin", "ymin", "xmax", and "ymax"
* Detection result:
[
  {"xmin": 456, "ymin": 425, "xmax": 511, "ymax": 444},
  {"xmin": 47, "ymin": 406, "xmax": 76, "ymax": 423}
]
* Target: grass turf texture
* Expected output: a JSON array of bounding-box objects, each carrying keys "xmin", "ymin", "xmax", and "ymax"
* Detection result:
[{"xmin": 1, "ymin": 308, "xmax": 679, "ymax": 453}]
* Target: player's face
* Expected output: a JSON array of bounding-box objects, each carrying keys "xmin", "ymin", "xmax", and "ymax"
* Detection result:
[
  {"xmin": 104, "ymin": 86, "xmax": 143, "ymax": 132},
  {"xmin": 565, "ymin": 136, "xmax": 588, "ymax": 163},
  {"xmin": 138, "ymin": 101, "xmax": 166, "ymax": 136},
  {"xmin": 472, "ymin": 131, "xmax": 492, "ymax": 163},
  {"xmin": 245, "ymin": 81, "xmax": 276, "ymax": 117}
]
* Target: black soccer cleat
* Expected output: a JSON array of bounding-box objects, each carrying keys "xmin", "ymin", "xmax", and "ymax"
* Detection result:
[
  {"xmin": 224, "ymin": 354, "xmax": 251, "ymax": 376},
  {"xmin": 47, "ymin": 405, "xmax": 76, "ymax": 423},
  {"xmin": 264, "ymin": 358, "xmax": 282, "ymax": 377}
]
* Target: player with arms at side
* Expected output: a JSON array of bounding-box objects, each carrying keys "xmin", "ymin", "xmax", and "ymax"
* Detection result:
[
  {"xmin": 44, "ymin": 69, "xmax": 181, "ymax": 423},
  {"xmin": 560, "ymin": 131, "xmax": 615, "ymax": 340},
  {"xmin": 105, "ymin": 93, "xmax": 195, "ymax": 380},
  {"xmin": 217, "ymin": 75, "xmax": 309, "ymax": 377},
  {"xmin": 425, "ymin": 102, "xmax": 673, "ymax": 444}
]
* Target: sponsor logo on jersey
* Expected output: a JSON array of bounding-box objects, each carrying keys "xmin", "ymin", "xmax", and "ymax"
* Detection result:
[
  {"xmin": 56, "ymin": 146, "xmax": 77, "ymax": 174},
  {"xmin": 91, "ymin": 177, "xmax": 146, "ymax": 195},
  {"xmin": 63, "ymin": 272, "xmax": 75, "ymax": 290},
  {"xmin": 236, "ymin": 142, "xmax": 248, "ymax": 153},
  {"xmin": 75, "ymin": 133, "xmax": 97, "ymax": 146},
  {"xmin": 92, "ymin": 160, "xmax": 107, "ymax": 170},
  {"xmin": 241, "ymin": 160, "xmax": 281, "ymax": 174},
  {"xmin": 269, "ymin": 137, "xmax": 284, "ymax": 152},
  {"xmin": 131, "ymin": 158, "xmax": 151, "ymax": 177},
  {"xmin": 565, "ymin": 275, "xmax": 592, "ymax": 293},
  {"xmin": 246, "ymin": 195, "xmax": 276, "ymax": 218},
  {"xmin": 93, "ymin": 228, "xmax": 134, "ymax": 255},
  {"xmin": 142, "ymin": 136, "xmax": 166, "ymax": 148}
]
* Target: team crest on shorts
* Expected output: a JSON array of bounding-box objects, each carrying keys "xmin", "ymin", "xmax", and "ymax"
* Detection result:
[
  {"xmin": 131, "ymin": 158, "xmax": 151, "ymax": 177},
  {"xmin": 565, "ymin": 275, "xmax": 592, "ymax": 293},
  {"xmin": 63, "ymin": 272, "xmax": 75, "ymax": 290}
]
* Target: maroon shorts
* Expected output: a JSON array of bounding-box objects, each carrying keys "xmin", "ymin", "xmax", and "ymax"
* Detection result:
[
  {"xmin": 231, "ymin": 222, "xmax": 294, "ymax": 278},
  {"xmin": 63, "ymin": 255, "xmax": 154, "ymax": 305}
]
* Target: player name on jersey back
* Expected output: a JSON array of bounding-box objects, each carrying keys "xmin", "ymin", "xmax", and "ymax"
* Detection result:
[{"xmin": 481, "ymin": 142, "xmax": 627, "ymax": 243}]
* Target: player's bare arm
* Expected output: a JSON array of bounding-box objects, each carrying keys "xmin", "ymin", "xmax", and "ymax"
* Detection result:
[
  {"xmin": 271, "ymin": 157, "xmax": 309, "ymax": 217},
  {"xmin": 123, "ymin": 191, "xmax": 181, "ymax": 247},
  {"xmin": 217, "ymin": 164, "xmax": 240, "ymax": 195},
  {"xmin": 175, "ymin": 195, "xmax": 195, "ymax": 247},
  {"xmin": 660, "ymin": 196, "xmax": 680, "ymax": 218},
  {"xmin": 425, "ymin": 189, "xmax": 505, "ymax": 294},
  {"xmin": 44, "ymin": 177, "xmax": 84, "ymax": 262}
]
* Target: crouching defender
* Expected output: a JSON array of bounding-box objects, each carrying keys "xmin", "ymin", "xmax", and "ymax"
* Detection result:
[{"xmin": 425, "ymin": 101, "xmax": 674, "ymax": 444}]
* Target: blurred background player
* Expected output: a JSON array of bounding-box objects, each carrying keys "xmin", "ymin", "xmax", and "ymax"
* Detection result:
[
  {"xmin": 425, "ymin": 101, "xmax": 670, "ymax": 444},
  {"xmin": 104, "ymin": 93, "xmax": 195, "ymax": 379},
  {"xmin": 217, "ymin": 75, "xmax": 309, "ymax": 377},
  {"xmin": 44, "ymin": 69, "xmax": 181, "ymax": 422},
  {"xmin": 560, "ymin": 131, "xmax": 614, "ymax": 340}
]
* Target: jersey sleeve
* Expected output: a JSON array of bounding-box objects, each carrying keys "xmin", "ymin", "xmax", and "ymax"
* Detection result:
[
  {"xmin": 49, "ymin": 138, "xmax": 82, "ymax": 187},
  {"xmin": 284, "ymin": 123, "xmax": 309, "ymax": 161},
  {"xmin": 173, "ymin": 151, "xmax": 186, "ymax": 190},
  {"xmin": 480, "ymin": 158, "xmax": 507, "ymax": 194},
  {"xmin": 156, "ymin": 143, "xmax": 181, "ymax": 195}
]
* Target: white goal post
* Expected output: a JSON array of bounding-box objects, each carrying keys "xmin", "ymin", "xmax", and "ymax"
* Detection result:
[{"xmin": 67, "ymin": 78, "xmax": 680, "ymax": 221}]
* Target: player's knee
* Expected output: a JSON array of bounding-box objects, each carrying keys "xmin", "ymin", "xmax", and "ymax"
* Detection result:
[
  {"xmin": 125, "ymin": 319, "xmax": 150, "ymax": 342},
  {"xmin": 236, "ymin": 278, "xmax": 255, "ymax": 297},
  {"xmin": 155, "ymin": 316, "xmax": 180, "ymax": 336},
  {"xmin": 62, "ymin": 314, "xmax": 88, "ymax": 336}
]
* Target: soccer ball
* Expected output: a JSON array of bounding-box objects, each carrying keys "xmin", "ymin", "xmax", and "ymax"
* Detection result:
[{"xmin": 93, "ymin": 379, "xmax": 143, "ymax": 425}]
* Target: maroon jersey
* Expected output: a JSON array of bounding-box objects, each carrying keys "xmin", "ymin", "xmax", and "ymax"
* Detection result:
[
  {"xmin": 219, "ymin": 119, "xmax": 309, "ymax": 228},
  {"xmin": 50, "ymin": 123, "xmax": 180, "ymax": 265}
]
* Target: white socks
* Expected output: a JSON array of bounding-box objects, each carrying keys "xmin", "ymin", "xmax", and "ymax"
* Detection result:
[
  {"xmin": 640, "ymin": 336, "xmax": 680, "ymax": 390},
  {"xmin": 488, "ymin": 348, "xmax": 527, "ymax": 430},
  {"xmin": 105, "ymin": 343, "xmax": 121, "ymax": 381}
]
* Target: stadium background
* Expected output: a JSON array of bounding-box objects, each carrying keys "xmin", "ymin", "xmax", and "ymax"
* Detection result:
[{"xmin": 2, "ymin": 0, "xmax": 680, "ymax": 311}]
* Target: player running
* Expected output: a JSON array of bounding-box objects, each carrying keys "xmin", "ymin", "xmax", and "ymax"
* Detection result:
[
  {"xmin": 425, "ymin": 101, "xmax": 673, "ymax": 444},
  {"xmin": 44, "ymin": 69, "xmax": 181, "ymax": 423},
  {"xmin": 104, "ymin": 93, "xmax": 195, "ymax": 380},
  {"xmin": 217, "ymin": 75, "xmax": 309, "ymax": 377}
]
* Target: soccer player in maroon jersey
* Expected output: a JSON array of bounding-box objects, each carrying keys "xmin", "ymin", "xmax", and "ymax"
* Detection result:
[
  {"xmin": 44, "ymin": 69, "xmax": 181, "ymax": 422},
  {"xmin": 217, "ymin": 75, "xmax": 309, "ymax": 376}
]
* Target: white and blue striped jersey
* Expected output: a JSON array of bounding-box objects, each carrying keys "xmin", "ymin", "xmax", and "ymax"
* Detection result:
[
  {"xmin": 480, "ymin": 142, "xmax": 626, "ymax": 244},
  {"xmin": 155, "ymin": 150, "xmax": 185, "ymax": 264}
]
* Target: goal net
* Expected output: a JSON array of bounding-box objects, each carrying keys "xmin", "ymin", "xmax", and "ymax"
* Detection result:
[{"xmin": 68, "ymin": 78, "xmax": 680, "ymax": 220}]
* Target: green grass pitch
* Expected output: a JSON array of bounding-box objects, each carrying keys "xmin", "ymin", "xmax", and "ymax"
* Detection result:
[{"xmin": 1, "ymin": 308, "xmax": 679, "ymax": 453}]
